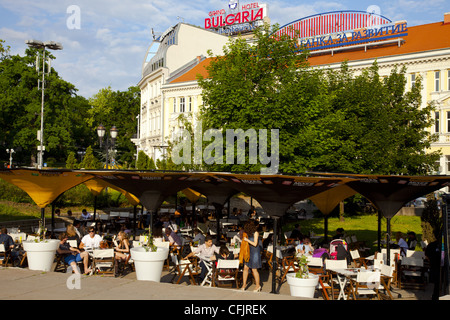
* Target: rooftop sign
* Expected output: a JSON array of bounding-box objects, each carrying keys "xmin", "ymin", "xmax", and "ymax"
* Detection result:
[
  {"xmin": 205, "ymin": 2, "xmax": 268, "ymax": 35},
  {"xmin": 273, "ymin": 10, "xmax": 407, "ymax": 52}
]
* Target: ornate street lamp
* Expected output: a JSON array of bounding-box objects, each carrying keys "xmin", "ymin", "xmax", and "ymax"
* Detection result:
[{"xmin": 97, "ymin": 124, "xmax": 118, "ymax": 169}]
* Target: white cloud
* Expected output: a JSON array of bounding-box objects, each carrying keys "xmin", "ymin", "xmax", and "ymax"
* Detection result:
[{"xmin": 0, "ymin": 0, "xmax": 447, "ymax": 98}]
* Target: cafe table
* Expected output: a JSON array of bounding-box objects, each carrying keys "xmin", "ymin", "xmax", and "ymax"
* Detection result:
[{"xmin": 328, "ymin": 267, "xmax": 377, "ymax": 300}]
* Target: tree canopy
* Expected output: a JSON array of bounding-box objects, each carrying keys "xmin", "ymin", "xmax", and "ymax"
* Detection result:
[
  {"xmin": 196, "ymin": 24, "xmax": 440, "ymax": 175},
  {"xmin": 0, "ymin": 39, "xmax": 140, "ymax": 168}
]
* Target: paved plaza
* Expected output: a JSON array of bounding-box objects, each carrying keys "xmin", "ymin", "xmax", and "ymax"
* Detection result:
[{"xmin": 0, "ymin": 264, "xmax": 435, "ymax": 301}]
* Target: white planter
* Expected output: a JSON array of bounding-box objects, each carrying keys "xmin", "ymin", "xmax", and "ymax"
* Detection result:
[
  {"xmin": 23, "ymin": 239, "xmax": 60, "ymax": 272},
  {"xmin": 286, "ymin": 273, "xmax": 319, "ymax": 298},
  {"xmin": 130, "ymin": 246, "xmax": 169, "ymax": 282}
]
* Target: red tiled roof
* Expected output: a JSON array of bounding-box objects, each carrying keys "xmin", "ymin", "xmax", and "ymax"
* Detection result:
[
  {"xmin": 307, "ymin": 21, "xmax": 450, "ymax": 66},
  {"xmin": 170, "ymin": 21, "xmax": 450, "ymax": 83}
]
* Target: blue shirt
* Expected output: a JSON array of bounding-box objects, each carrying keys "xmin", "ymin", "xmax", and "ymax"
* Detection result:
[{"xmin": 0, "ymin": 233, "xmax": 14, "ymax": 249}]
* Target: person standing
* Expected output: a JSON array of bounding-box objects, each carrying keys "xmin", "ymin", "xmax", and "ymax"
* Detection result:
[{"xmin": 240, "ymin": 221, "xmax": 262, "ymax": 292}]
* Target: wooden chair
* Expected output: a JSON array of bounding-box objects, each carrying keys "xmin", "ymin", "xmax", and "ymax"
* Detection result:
[
  {"xmin": 347, "ymin": 271, "xmax": 381, "ymax": 300},
  {"xmin": 324, "ymin": 259, "xmax": 349, "ymax": 300},
  {"xmin": 350, "ymin": 249, "xmax": 367, "ymax": 268},
  {"xmin": 170, "ymin": 253, "xmax": 201, "ymax": 285},
  {"xmin": 279, "ymin": 255, "xmax": 299, "ymax": 284},
  {"xmin": 307, "ymin": 257, "xmax": 332, "ymax": 300},
  {"xmin": 214, "ymin": 259, "xmax": 240, "ymax": 288},
  {"xmin": 92, "ymin": 249, "xmax": 115, "ymax": 276},
  {"xmin": 399, "ymin": 256, "xmax": 426, "ymax": 290},
  {"xmin": 0, "ymin": 244, "xmax": 12, "ymax": 267},
  {"xmin": 379, "ymin": 264, "xmax": 395, "ymax": 300}
]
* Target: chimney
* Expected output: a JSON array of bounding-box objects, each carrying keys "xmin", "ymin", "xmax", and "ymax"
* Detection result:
[{"xmin": 445, "ymin": 12, "xmax": 450, "ymax": 24}]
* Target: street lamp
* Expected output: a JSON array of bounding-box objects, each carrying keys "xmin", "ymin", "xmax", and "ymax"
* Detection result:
[
  {"xmin": 25, "ymin": 40, "xmax": 63, "ymax": 169},
  {"xmin": 6, "ymin": 148, "xmax": 14, "ymax": 168},
  {"xmin": 97, "ymin": 124, "xmax": 118, "ymax": 169}
]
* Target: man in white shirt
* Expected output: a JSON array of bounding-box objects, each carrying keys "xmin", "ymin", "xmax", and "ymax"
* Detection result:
[
  {"xmin": 80, "ymin": 227, "xmax": 102, "ymax": 249},
  {"xmin": 396, "ymin": 232, "xmax": 409, "ymax": 256},
  {"xmin": 183, "ymin": 236, "xmax": 219, "ymax": 282}
]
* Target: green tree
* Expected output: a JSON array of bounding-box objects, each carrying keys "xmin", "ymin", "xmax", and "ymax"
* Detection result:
[
  {"xmin": 88, "ymin": 86, "xmax": 140, "ymax": 167},
  {"xmin": 147, "ymin": 157, "xmax": 156, "ymax": 170},
  {"xmin": 0, "ymin": 40, "xmax": 91, "ymax": 166},
  {"xmin": 136, "ymin": 150, "xmax": 149, "ymax": 170},
  {"xmin": 197, "ymin": 25, "xmax": 440, "ymax": 175},
  {"xmin": 79, "ymin": 146, "xmax": 101, "ymax": 169},
  {"xmin": 66, "ymin": 151, "xmax": 78, "ymax": 169}
]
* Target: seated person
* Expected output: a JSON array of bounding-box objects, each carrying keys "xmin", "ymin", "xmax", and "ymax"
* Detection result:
[
  {"xmin": 57, "ymin": 232, "xmax": 91, "ymax": 274},
  {"xmin": 164, "ymin": 227, "xmax": 183, "ymax": 248},
  {"xmin": 296, "ymin": 236, "xmax": 314, "ymax": 257},
  {"xmin": 0, "ymin": 228, "xmax": 19, "ymax": 263},
  {"xmin": 290, "ymin": 224, "xmax": 303, "ymax": 242},
  {"xmin": 183, "ymin": 236, "xmax": 219, "ymax": 283},
  {"xmin": 216, "ymin": 245, "xmax": 237, "ymax": 260},
  {"xmin": 407, "ymin": 231, "xmax": 418, "ymax": 250},
  {"xmin": 80, "ymin": 209, "xmax": 92, "ymax": 221},
  {"xmin": 80, "ymin": 227, "xmax": 102, "ymax": 250},
  {"xmin": 114, "ymin": 231, "xmax": 130, "ymax": 277},
  {"xmin": 332, "ymin": 228, "xmax": 345, "ymax": 240},
  {"xmin": 191, "ymin": 228, "xmax": 205, "ymax": 245}
]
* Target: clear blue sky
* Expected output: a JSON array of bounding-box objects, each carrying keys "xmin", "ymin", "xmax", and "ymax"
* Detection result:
[{"xmin": 0, "ymin": 0, "xmax": 448, "ymax": 98}]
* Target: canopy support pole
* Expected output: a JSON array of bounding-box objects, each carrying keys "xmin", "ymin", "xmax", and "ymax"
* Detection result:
[
  {"xmin": 270, "ymin": 216, "xmax": 279, "ymax": 294},
  {"xmin": 386, "ymin": 217, "xmax": 391, "ymax": 266}
]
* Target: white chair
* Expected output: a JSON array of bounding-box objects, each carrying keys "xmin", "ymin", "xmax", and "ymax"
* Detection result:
[
  {"xmin": 92, "ymin": 249, "xmax": 115, "ymax": 276},
  {"xmin": 214, "ymin": 259, "xmax": 240, "ymax": 288},
  {"xmin": 379, "ymin": 264, "xmax": 395, "ymax": 300},
  {"xmin": 27, "ymin": 235, "xmax": 39, "ymax": 241},
  {"xmin": 325, "ymin": 259, "xmax": 348, "ymax": 271},
  {"xmin": 348, "ymin": 271, "xmax": 381, "ymax": 300},
  {"xmin": 399, "ymin": 256, "xmax": 426, "ymax": 289},
  {"xmin": 200, "ymin": 259, "xmax": 214, "ymax": 287},
  {"xmin": 132, "ymin": 241, "xmax": 143, "ymax": 248},
  {"xmin": 0, "ymin": 244, "xmax": 9, "ymax": 265},
  {"xmin": 119, "ymin": 212, "xmax": 130, "ymax": 218},
  {"xmin": 406, "ymin": 250, "xmax": 425, "ymax": 259},
  {"xmin": 67, "ymin": 240, "xmax": 78, "ymax": 248}
]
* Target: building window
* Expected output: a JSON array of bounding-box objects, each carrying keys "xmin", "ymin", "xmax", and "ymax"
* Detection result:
[
  {"xmin": 447, "ymin": 111, "xmax": 450, "ymax": 133},
  {"xmin": 448, "ymin": 70, "xmax": 450, "ymax": 91},
  {"xmin": 411, "ymin": 73, "xmax": 415, "ymax": 89},
  {"xmin": 435, "ymin": 111, "xmax": 440, "ymax": 133},
  {"xmin": 189, "ymin": 97, "xmax": 192, "ymax": 112},
  {"xmin": 180, "ymin": 97, "xmax": 185, "ymax": 113},
  {"xmin": 446, "ymin": 156, "xmax": 450, "ymax": 173},
  {"xmin": 173, "ymin": 98, "xmax": 176, "ymax": 113},
  {"xmin": 435, "ymin": 71, "xmax": 440, "ymax": 92}
]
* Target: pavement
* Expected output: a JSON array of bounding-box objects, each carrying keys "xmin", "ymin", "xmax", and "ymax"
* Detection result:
[{"xmin": 0, "ymin": 263, "xmax": 437, "ymax": 301}]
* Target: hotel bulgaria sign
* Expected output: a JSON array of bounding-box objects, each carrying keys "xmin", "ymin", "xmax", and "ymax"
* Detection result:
[{"xmin": 205, "ymin": 1, "xmax": 268, "ymax": 35}]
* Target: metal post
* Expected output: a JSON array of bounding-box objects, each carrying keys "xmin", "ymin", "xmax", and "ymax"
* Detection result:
[
  {"xmin": 38, "ymin": 49, "xmax": 46, "ymax": 169},
  {"xmin": 386, "ymin": 217, "xmax": 391, "ymax": 266},
  {"xmin": 271, "ymin": 216, "xmax": 278, "ymax": 294}
]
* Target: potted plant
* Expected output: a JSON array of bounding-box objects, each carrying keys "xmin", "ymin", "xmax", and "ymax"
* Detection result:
[
  {"xmin": 286, "ymin": 254, "xmax": 320, "ymax": 298},
  {"xmin": 130, "ymin": 229, "xmax": 169, "ymax": 282},
  {"xmin": 22, "ymin": 221, "xmax": 60, "ymax": 271}
]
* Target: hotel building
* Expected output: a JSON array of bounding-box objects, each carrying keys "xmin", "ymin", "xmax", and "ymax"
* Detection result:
[{"xmin": 135, "ymin": 7, "xmax": 450, "ymax": 174}]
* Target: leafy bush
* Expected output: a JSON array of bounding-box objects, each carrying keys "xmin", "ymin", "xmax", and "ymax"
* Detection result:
[{"xmin": 0, "ymin": 178, "xmax": 33, "ymax": 203}]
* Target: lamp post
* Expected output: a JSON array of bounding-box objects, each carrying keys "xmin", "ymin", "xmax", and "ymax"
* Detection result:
[
  {"xmin": 25, "ymin": 40, "xmax": 63, "ymax": 169},
  {"xmin": 6, "ymin": 148, "xmax": 14, "ymax": 168},
  {"xmin": 97, "ymin": 124, "xmax": 118, "ymax": 169}
]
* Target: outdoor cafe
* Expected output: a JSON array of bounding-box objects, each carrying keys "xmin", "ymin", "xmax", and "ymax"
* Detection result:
[{"xmin": 0, "ymin": 168, "xmax": 449, "ymax": 299}]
